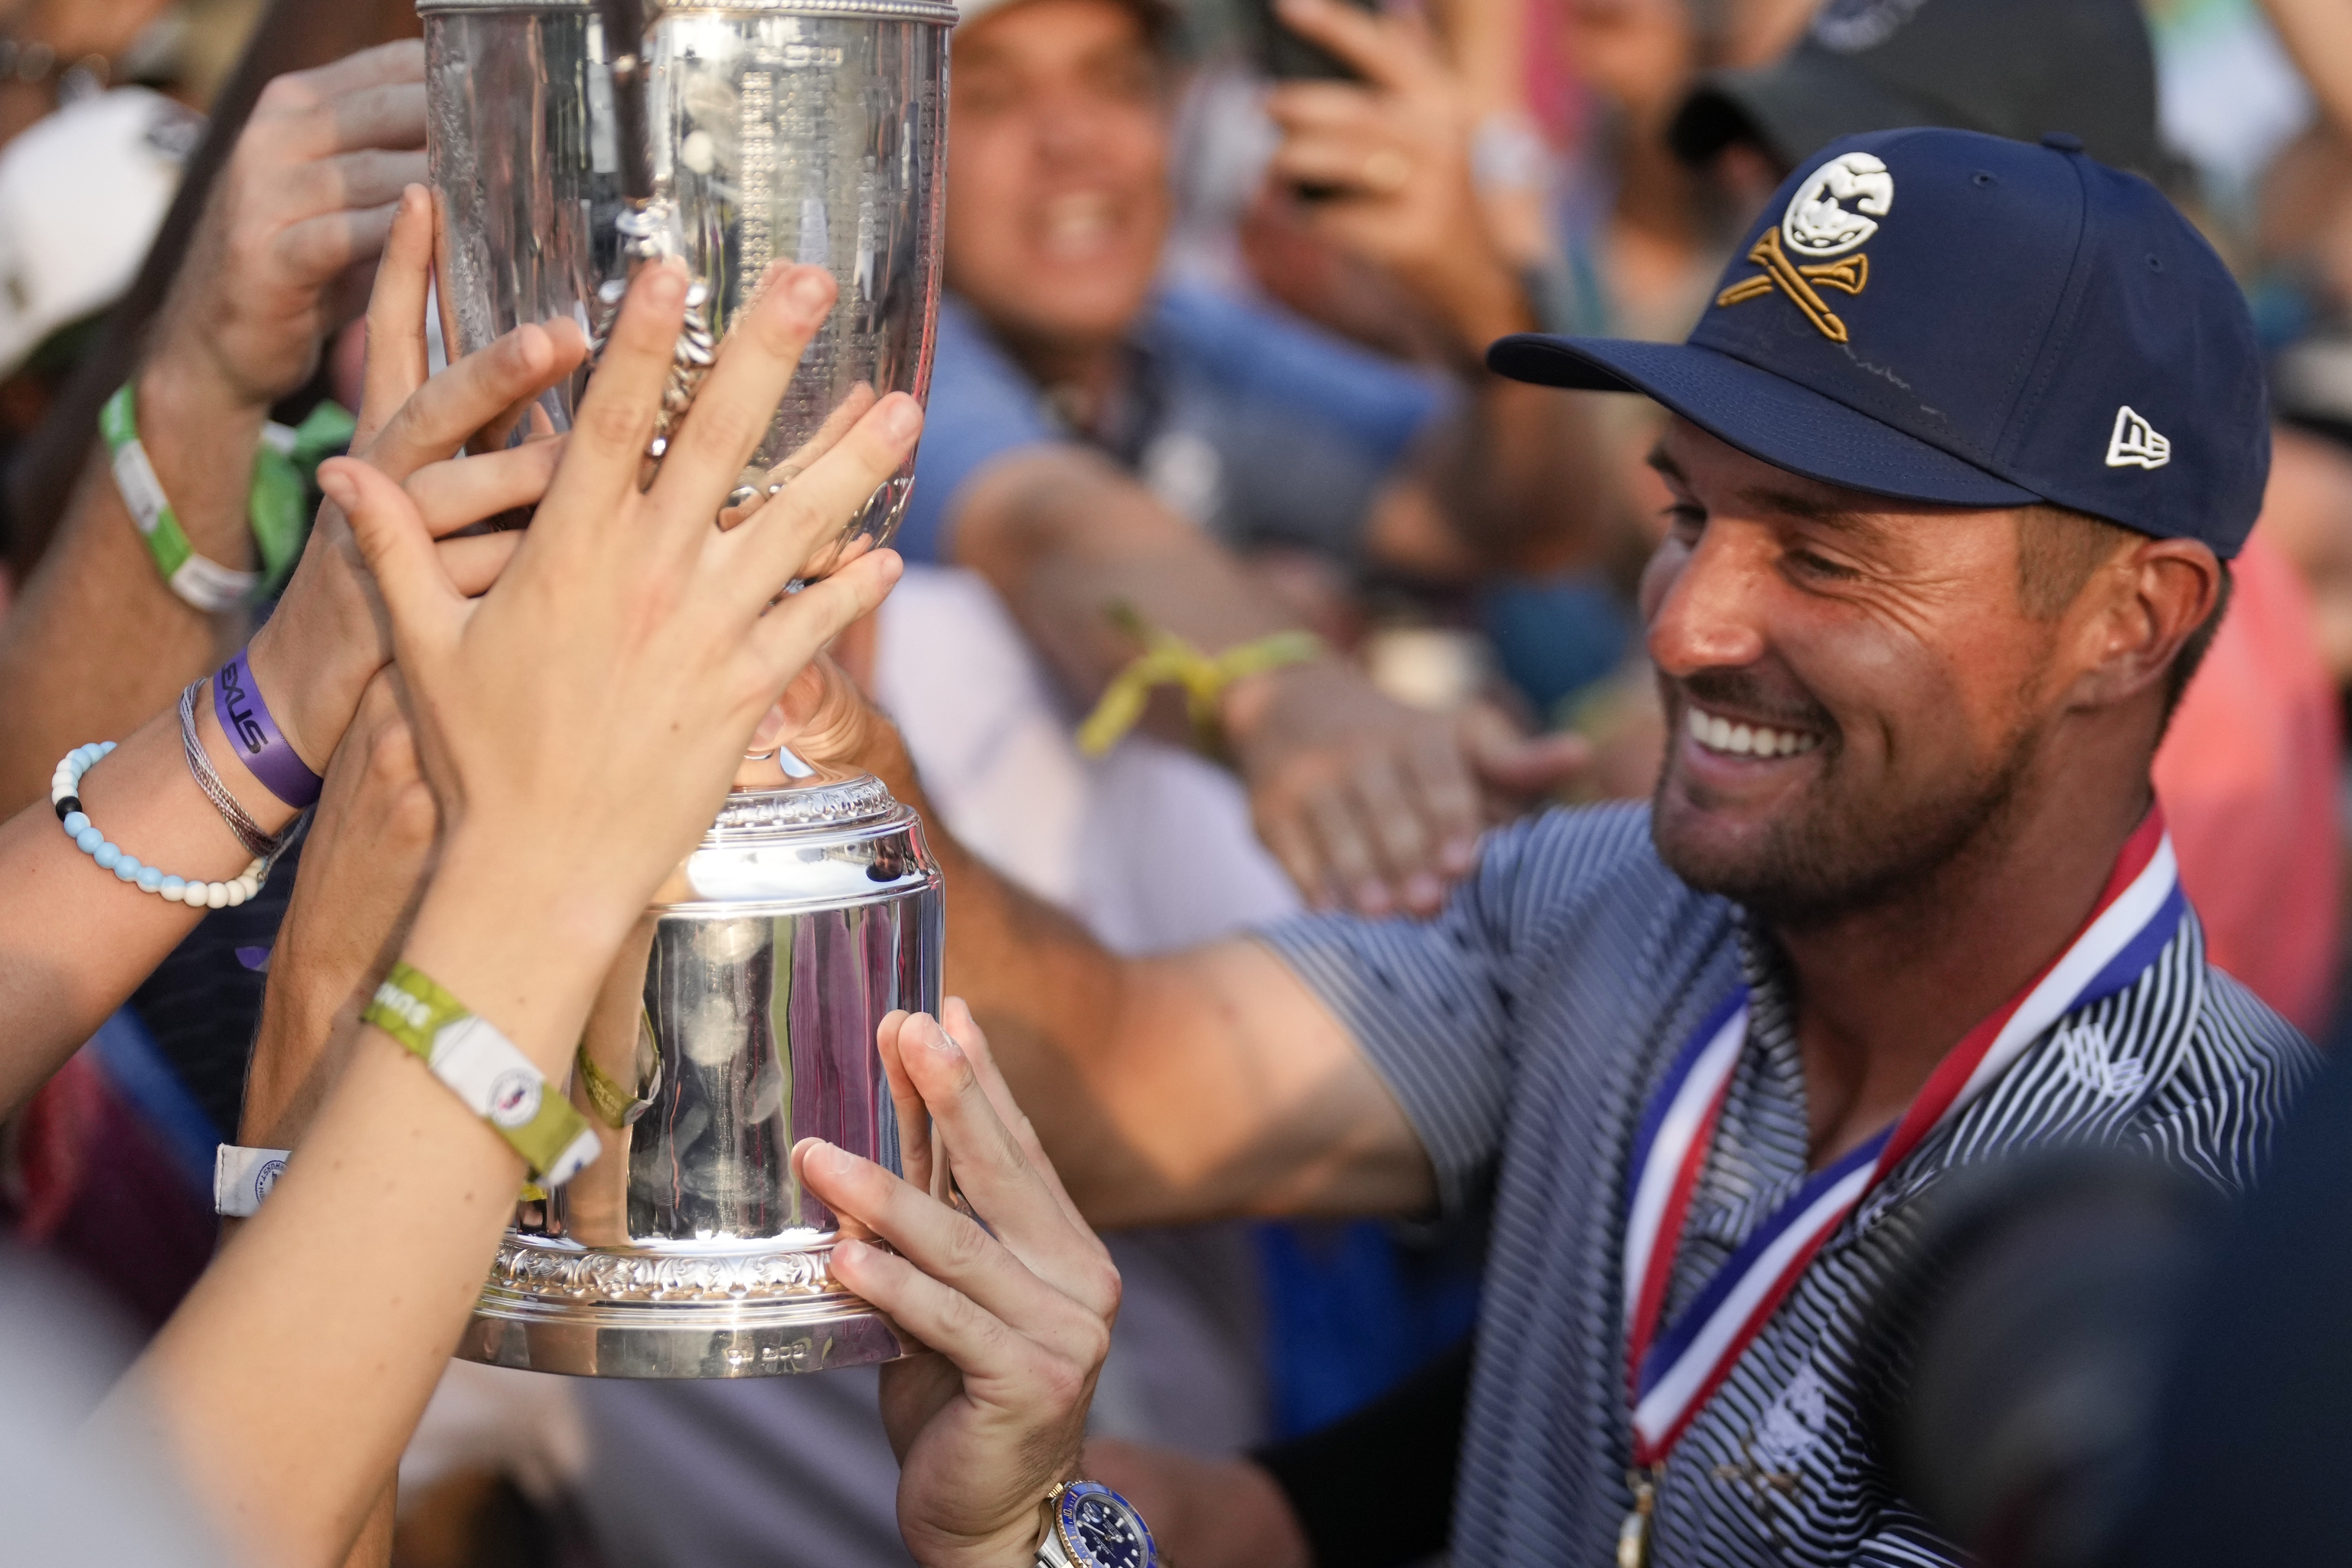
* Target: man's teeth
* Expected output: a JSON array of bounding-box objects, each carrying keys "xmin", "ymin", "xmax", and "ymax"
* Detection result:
[{"xmin": 1686, "ymin": 706, "xmax": 1821, "ymax": 759}]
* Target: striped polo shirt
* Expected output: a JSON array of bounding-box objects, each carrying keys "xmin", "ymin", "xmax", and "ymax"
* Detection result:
[{"xmin": 1262, "ymin": 802, "xmax": 2314, "ymax": 1568}]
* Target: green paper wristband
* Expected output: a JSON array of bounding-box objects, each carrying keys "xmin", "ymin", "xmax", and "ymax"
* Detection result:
[
  {"xmin": 364, "ymin": 962, "xmax": 602, "ymax": 1187},
  {"xmin": 101, "ymin": 381, "xmax": 263, "ymax": 612}
]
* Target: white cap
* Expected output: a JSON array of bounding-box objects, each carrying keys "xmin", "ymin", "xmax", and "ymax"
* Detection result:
[{"xmin": 0, "ymin": 87, "xmax": 201, "ymax": 380}]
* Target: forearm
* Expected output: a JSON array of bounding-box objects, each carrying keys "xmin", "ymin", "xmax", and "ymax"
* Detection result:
[
  {"xmin": 856, "ymin": 708, "xmax": 1431, "ymax": 1223},
  {"xmin": 0, "ymin": 692, "xmax": 301, "ymax": 1114},
  {"xmin": 952, "ymin": 448, "xmax": 1312, "ymax": 714},
  {"xmin": 0, "ymin": 350, "xmax": 269, "ymax": 813},
  {"xmin": 112, "ymin": 856, "xmax": 616, "ymax": 1568},
  {"xmin": 240, "ymin": 932, "xmax": 385, "ymax": 1150},
  {"xmin": 859, "ymin": 713, "xmax": 1155, "ymax": 1204}
]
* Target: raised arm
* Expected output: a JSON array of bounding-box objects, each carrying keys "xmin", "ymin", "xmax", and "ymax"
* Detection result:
[
  {"xmin": 1259, "ymin": 0, "xmax": 1609, "ymax": 579},
  {"xmin": 102, "ymin": 256, "xmax": 921, "ymax": 1568},
  {"xmin": 953, "ymin": 446, "xmax": 1582, "ymax": 919},
  {"xmin": 0, "ymin": 188, "xmax": 580, "ymax": 1116},
  {"xmin": 795, "ymin": 661, "xmax": 1434, "ymax": 1228},
  {"xmin": 0, "ymin": 42, "xmax": 430, "ymax": 813},
  {"xmin": 2262, "ymin": 0, "xmax": 2352, "ymax": 144}
]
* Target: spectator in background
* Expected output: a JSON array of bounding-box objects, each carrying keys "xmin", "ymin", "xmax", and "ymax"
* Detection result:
[
  {"xmin": 903, "ymin": 0, "xmax": 1594, "ymax": 920},
  {"xmin": 0, "ymin": 0, "xmax": 276, "ymax": 556}
]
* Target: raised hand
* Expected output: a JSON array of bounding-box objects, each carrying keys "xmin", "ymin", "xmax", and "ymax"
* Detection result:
[
  {"xmin": 150, "ymin": 41, "xmax": 429, "ymax": 411},
  {"xmin": 249, "ymin": 184, "xmax": 586, "ymax": 792},
  {"xmin": 1227, "ymin": 658, "xmax": 1588, "ymax": 915},
  {"xmin": 797, "ymin": 1001, "xmax": 1122, "ymax": 1568},
  {"xmin": 324, "ymin": 257, "xmax": 921, "ymax": 958},
  {"xmin": 1259, "ymin": 0, "xmax": 1531, "ymax": 353},
  {"xmin": 118, "ymin": 256, "xmax": 920, "ymax": 1568}
]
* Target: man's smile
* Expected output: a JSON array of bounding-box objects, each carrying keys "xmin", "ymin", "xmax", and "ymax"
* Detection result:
[{"xmin": 1682, "ymin": 702, "xmax": 1825, "ymax": 761}]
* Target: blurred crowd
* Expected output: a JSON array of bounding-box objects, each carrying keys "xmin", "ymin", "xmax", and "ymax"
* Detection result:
[{"xmin": 7, "ymin": 0, "xmax": 2352, "ymax": 1564}]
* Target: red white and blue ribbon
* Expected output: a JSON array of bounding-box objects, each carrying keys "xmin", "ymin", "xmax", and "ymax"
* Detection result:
[{"xmin": 1623, "ymin": 812, "xmax": 2184, "ymax": 1465}]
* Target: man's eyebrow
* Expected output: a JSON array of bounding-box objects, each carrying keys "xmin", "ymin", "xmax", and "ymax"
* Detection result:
[
  {"xmin": 1646, "ymin": 446, "xmax": 1896, "ymax": 543},
  {"xmin": 1736, "ymin": 483, "xmax": 1893, "ymax": 544}
]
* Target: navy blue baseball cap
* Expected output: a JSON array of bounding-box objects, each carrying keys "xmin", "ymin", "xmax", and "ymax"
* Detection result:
[{"xmin": 1490, "ymin": 127, "xmax": 2269, "ymax": 557}]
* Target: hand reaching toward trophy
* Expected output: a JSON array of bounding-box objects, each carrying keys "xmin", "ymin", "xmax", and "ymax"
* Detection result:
[
  {"xmin": 113, "ymin": 243, "xmax": 935, "ymax": 1566},
  {"xmin": 0, "ymin": 187, "xmax": 582, "ymax": 1117},
  {"xmin": 328, "ymin": 255, "xmax": 916, "ymax": 953},
  {"xmin": 250, "ymin": 185, "xmax": 587, "ymax": 814},
  {"xmin": 799, "ymin": 1001, "xmax": 1124, "ymax": 1568}
]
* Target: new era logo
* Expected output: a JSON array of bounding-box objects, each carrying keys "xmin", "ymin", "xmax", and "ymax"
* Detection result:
[{"xmin": 2105, "ymin": 405, "xmax": 2171, "ymax": 470}]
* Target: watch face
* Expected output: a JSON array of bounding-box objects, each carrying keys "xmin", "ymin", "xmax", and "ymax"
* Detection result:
[{"xmin": 1058, "ymin": 1482, "xmax": 1154, "ymax": 1568}]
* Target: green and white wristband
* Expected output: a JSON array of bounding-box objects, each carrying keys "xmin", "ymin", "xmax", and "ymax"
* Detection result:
[
  {"xmin": 362, "ymin": 962, "xmax": 602, "ymax": 1187},
  {"xmin": 100, "ymin": 381, "xmax": 262, "ymax": 612}
]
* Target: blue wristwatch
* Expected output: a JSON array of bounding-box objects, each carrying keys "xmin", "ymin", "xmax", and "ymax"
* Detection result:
[{"xmin": 1034, "ymin": 1481, "xmax": 1155, "ymax": 1568}]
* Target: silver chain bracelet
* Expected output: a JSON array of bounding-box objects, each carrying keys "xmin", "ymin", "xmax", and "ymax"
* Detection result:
[{"xmin": 178, "ymin": 678, "xmax": 284, "ymax": 861}]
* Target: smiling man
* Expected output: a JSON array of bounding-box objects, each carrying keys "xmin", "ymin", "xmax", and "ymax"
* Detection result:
[{"xmin": 823, "ymin": 127, "xmax": 2318, "ymax": 1566}]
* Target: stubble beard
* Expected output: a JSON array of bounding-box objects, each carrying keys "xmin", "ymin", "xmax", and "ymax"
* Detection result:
[{"xmin": 1649, "ymin": 717, "xmax": 2042, "ymax": 933}]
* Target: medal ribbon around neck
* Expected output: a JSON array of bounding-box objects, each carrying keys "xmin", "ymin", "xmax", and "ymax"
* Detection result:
[{"xmin": 1622, "ymin": 811, "xmax": 2184, "ymax": 1466}]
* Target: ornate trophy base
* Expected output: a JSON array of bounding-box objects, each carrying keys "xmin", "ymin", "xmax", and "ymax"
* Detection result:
[
  {"xmin": 456, "ymin": 1236, "xmax": 913, "ymax": 1378},
  {"xmin": 451, "ymin": 770, "xmax": 946, "ymax": 1380}
]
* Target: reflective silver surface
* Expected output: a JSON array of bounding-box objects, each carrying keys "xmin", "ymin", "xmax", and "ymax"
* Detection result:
[
  {"xmin": 458, "ymin": 774, "xmax": 945, "ymax": 1377},
  {"xmin": 429, "ymin": 0, "xmax": 952, "ymax": 1377},
  {"xmin": 421, "ymin": 0, "xmax": 949, "ymax": 569}
]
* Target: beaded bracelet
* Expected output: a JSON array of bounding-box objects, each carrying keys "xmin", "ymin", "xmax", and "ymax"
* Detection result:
[{"xmin": 52, "ymin": 744, "xmax": 270, "ymax": 906}]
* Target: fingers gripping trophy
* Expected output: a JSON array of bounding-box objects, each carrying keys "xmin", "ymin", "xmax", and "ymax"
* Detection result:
[{"xmin": 420, "ymin": 0, "xmax": 950, "ymax": 1377}]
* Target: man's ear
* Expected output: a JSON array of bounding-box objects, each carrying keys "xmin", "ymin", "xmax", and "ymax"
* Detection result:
[{"xmin": 2061, "ymin": 538, "xmax": 2223, "ymax": 714}]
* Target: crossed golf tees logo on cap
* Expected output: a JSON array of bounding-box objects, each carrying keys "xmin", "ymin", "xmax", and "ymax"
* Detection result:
[{"xmin": 1716, "ymin": 152, "xmax": 1893, "ymax": 345}]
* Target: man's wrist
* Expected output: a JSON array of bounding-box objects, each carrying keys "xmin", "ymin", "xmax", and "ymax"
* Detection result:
[
  {"xmin": 133, "ymin": 348, "xmax": 270, "ymax": 568},
  {"xmin": 1220, "ymin": 652, "xmax": 1344, "ymax": 754}
]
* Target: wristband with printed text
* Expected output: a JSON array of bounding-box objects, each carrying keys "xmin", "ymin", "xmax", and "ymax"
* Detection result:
[
  {"xmin": 363, "ymin": 962, "xmax": 600, "ymax": 1186},
  {"xmin": 213, "ymin": 646, "xmax": 323, "ymax": 809},
  {"xmin": 214, "ymin": 1144, "xmax": 291, "ymax": 1217}
]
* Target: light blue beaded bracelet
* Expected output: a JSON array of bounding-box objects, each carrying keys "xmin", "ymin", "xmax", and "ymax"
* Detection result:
[{"xmin": 51, "ymin": 743, "xmax": 268, "ymax": 907}]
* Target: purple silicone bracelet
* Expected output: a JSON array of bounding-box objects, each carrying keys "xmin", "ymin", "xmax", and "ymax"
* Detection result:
[{"xmin": 212, "ymin": 648, "xmax": 322, "ymax": 809}]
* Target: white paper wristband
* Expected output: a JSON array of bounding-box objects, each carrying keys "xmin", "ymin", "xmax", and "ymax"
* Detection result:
[
  {"xmin": 428, "ymin": 1017, "xmax": 601, "ymax": 1187},
  {"xmin": 214, "ymin": 1144, "xmax": 290, "ymax": 1217}
]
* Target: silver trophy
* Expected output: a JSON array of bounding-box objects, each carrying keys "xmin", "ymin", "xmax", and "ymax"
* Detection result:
[{"xmin": 419, "ymin": 0, "xmax": 953, "ymax": 1377}]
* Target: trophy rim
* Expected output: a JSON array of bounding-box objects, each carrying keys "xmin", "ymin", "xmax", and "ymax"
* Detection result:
[
  {"xmin": 459, "ymin": 1299, "xmax": 916, "ymax": 1377},
  {"xmin": 711, "ymin": 773, "xmax": 901, "ymax": 833}
]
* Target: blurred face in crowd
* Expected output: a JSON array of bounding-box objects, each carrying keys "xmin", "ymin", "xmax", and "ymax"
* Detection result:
[
  {"xmin": 1636, "ymin": 419, "xmax": 2111, "ymax": 927},
  {"xmin": 946, "ymin": 0, "xmax": 1173, "ymax": 358}
]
